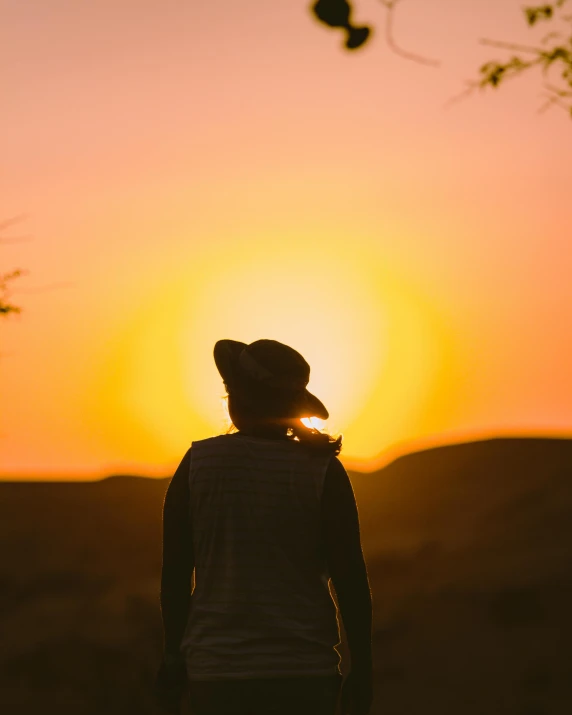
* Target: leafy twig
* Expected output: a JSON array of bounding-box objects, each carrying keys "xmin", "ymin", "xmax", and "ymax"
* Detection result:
[
  {"xmin": 447, "ymin": 1, "xmax": 572, "ymax": 115},
  {"xmin": 1, "ymin": 216, "xmax": 27, "ymax": 318},
  {"xmin": 0, "ymin": 270, "xmax": 24, "ymax": 316}
]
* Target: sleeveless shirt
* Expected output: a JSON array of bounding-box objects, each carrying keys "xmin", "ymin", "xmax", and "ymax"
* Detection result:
[{"xmin": 180, "ymin": 434, "xmax": 342, "ymax": 680}]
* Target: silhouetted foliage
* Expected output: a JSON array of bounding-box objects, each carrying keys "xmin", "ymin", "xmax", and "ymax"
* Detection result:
[
  {"xmin": 472, "ymin": 1, "xmax": 572, "ymax": 114},
  {"xmin": 311, "ymin": 0, "xmax": 439, "ymax": 65},
  {"xmin": 312, "ymin": 0, "xmax": 371, "ymax": 50},
  {"xmin": 0, "ymin": 270, "xmax": 22, "ymax": 317},
  {"xmin": 0, "ymin": 218, "xmax": 25, "ymax": 318},
  {"xmin": 311, "ymin": 0, "xmax": 572, "ymax": 115}
]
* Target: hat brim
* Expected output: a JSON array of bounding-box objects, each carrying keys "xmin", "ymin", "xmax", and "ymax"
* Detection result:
[
  {"xmin": 213, "ymin": 339, "xmax": 329, "ymax": 420},
  {"xmin": 213, "ymin": 340, "xmax": 247, "ymax": 388},
  {"xmin": 297, "ymin": 389, "xmax": 329, "ymax": 420}
]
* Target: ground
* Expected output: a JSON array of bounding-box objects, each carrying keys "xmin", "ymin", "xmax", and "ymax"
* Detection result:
[{"xmin": 1, "ymin": 438, "xmax": 571, "ymax": 714}]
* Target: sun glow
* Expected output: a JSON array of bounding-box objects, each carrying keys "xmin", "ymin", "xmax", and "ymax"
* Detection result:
[
  {"xmin": 87, "ymin": 232, "xmax": 451, "ymax": 471},
  {"xmin": 301, "ymin": 417, "xmax": 327, "ymax": 431}
]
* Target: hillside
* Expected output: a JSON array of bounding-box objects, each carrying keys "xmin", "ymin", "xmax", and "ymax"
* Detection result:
[{"xmin": 1, "ymin": 437, "xmax": 571, "ymax": 714}]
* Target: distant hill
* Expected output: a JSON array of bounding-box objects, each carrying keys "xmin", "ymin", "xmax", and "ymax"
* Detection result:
[
  {"xmin": 1, "ymin": 437, "xmax": 571, "ymax": 714},
  {"xmin": 349, "ymin": 437, "xmax": 572, "ymax": 714}
]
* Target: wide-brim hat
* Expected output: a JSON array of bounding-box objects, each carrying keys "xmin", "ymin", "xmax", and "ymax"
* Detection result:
[{"xmin": 213, "ymin": 339, "xmax": 329, "ymax": 420}]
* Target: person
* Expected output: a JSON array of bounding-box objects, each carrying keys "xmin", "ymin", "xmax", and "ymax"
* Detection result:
[{"xmin": 156, "ymin": 339, "xmax": 373, "ymax": 715}]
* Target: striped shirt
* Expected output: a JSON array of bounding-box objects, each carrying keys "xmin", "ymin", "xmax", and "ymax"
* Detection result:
[{"xmin": 180, "ymin": 434, "xmax": 342, "ymax": 680}]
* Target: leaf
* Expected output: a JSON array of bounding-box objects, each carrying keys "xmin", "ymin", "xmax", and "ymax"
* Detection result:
[{"xmin": 525, "ymin": 5, "xmax": 554, "ymax": 26}]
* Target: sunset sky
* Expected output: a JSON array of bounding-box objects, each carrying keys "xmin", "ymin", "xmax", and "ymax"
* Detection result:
[{"xmin": 1, "ymin": 0, "xmax": 571, "ymax": 479}]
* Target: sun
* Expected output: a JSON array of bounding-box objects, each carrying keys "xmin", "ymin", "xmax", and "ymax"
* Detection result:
[
  {"xmin": 91, "ymin": 231, "xmax": 449, "ymax": 469},
  {"xmin": 301, "ymin": 417, "xmax": 327, "ymax": 431}
]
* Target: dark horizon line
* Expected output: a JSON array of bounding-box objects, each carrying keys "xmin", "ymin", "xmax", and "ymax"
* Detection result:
[{"xmin": 2, "ymin": 431, "xmax": 572, "ymax": 484}]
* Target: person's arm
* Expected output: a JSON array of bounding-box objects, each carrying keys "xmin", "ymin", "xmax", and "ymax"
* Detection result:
[
  {"xmin": 156, "ymin": 449, "xmax": 195, "ymax": 712},
  {"xmin": 160, "ymin": 447, "xmax": 195, "ymax": 656},
  {"xmin": 321, "ymin": 456, "xmax": 373, "ymax": 672}
]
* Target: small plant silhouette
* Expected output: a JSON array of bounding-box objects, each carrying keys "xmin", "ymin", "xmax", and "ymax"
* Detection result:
[
  {"xmin": 311, "ymin": 0, "xmax": 572, "ymax": 115},
  {"xmin": 454, "ymin": 1, "xmax": 572, "ymax": 114},
  {"xmin": 0, "ymin": 218, "xmax": 25, "ymax": 318},
  {"xmin": 0, "ymin": 270, "xmax": 23, "ymax": 317}
]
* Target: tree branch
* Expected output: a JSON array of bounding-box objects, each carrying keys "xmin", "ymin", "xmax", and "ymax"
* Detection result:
[{"xmin": 379, "ymin": 0, "xmax": 440, "ymax": 67}]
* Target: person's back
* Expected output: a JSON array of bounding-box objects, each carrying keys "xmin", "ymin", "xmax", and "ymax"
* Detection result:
[
  {"xmin": 157, "ymin": 339, "xmax": 373, "ymax": 715},
  {"xmin": 183, "ymin": 433, "xmax": 340, "ymax": 680}
]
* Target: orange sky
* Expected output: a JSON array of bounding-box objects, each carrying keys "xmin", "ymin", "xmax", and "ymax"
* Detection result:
[{"xmin": 1, "ymin": 0, "xmax": 571, "ymax": 479}]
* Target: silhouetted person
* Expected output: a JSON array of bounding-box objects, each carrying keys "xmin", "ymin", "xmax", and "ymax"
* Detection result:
[
  {"xmin": 312, "ymin": 0, "xmax": 371, "ymax": 49},
  {"xmin": 156, "ymin": 339, "xmax": 373, "ymax": 715}
]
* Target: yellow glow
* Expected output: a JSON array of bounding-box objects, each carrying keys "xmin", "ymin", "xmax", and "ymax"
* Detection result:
[
  {"xmin": 87, "ymin": 233, "xmax": 451, "ymax": 469},
  {"xmin": 4, "ymin": 0, "xmax": 572, "ymax": 480}
]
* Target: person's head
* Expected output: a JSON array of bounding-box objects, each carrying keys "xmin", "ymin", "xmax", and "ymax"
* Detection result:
[{"xmin": 214, "ymin": 339, "xmax": 342, "ymax": 455}]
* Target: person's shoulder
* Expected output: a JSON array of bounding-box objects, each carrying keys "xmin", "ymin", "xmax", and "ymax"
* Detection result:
[
  {"xmin": 323, "ymin": 455, "xmax": 353, "ymax": 498},
  {"xmin": 326, "ymin": 454, "xmax": 348, "ymax": 476},
  {"xmin": 190, "ymin": 434, "xmax": 233, "ymax": 449},
  {"xmin": 189, "ymin": 434, "xmax": 242, "ymax": 459}
]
